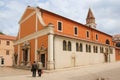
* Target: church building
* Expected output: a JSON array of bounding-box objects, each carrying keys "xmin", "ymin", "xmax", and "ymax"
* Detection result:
[{"xmin": 14, "ymin": 6, "xmax": 115, "ymax": 70}]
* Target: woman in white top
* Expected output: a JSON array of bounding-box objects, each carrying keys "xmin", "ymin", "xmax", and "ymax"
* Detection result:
[{"xmin": 37, "ymin": 61, "xmax": 43, "ymax": 77}]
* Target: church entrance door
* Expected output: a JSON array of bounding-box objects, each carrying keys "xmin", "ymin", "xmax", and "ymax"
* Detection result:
[
  {"xmin": 41, "ymin": 54, "xmax": 45, "ymax": 68},
  {"xmin": 23, "ymin": 49, "xmax": 28, "ymax": 65},
  {"xmin": 37, "ymin": 45, "xmax": 47, "ymax": 69}
]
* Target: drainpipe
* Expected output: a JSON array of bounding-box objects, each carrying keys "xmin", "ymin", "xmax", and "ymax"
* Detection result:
[
  {"xmin": 53, "ymin": 35, "xmax": 55, "ymax": 70},
  {"xmin": 108, "ymin": 46, "xmax": 111, "ymax": 62}
]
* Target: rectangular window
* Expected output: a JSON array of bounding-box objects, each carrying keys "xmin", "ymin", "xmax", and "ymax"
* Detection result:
[
  {"xmin": 86, "ymin": 31, "xmax": 90, "ymax": 38},
  {"xmin": 57, "ymin": 21, "xmax": 62, "ymax": 31},
  {"xmin": 6, "ymin": 50, "xmax": 9, "ymax": 55},
  {"xmin": 74, "ymin": 27, "xmax": 78, "ymax": 35},
  {"xmin": 96, "ymin": 34, "xmax": 98, "ymax": 40},
  {"xmin": 6, "ymin": 41, "xmax": 10, "ymax": 45}
]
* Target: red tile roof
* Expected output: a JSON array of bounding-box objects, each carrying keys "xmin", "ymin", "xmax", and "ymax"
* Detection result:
[
  {"xmin": 36, "ymin": 7, "xmax": 112, "ymax": 37},
  {"xmin": 0, "ymin": 34, "xmax": 16, "ymax": 40}
]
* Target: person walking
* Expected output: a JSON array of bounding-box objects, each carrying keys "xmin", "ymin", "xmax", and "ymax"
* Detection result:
[
  {"xmin": 37, "ymin": 61, "xmax": 43, "ymax": 77},
  {"xmin": 31, "ymin": 61, "xmax": 37, "ymax": 77}
]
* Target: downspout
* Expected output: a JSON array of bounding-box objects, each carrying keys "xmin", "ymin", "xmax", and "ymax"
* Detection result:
[{"xmin": 53, "ymin": 35, "xmax": 55, "ymax": 70}]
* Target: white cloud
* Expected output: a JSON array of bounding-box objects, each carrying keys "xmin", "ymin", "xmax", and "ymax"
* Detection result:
[
  {"xmin": 37, "ymin": 0, "xmax": 90, "ymax": 23},
  {"xmin": 0, "ymin": 0, "xmax": 26, "ymax": 36},
  {"xmin": 0, "ymin": 1, "xmax": 5, "ymax": 7},
  {"xmin": 0, "ymin": 0, "xmax": 120, "ymax": 36}
]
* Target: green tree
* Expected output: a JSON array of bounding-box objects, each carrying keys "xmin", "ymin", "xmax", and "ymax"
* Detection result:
[{"xmin": 0, "ymin": 32, "xmax": 4, "ymax": 35}]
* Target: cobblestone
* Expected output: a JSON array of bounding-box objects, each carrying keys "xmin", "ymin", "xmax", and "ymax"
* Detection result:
[{"xmin": 0, "ymin": 62, "xmax": 120, "ymax": 80}]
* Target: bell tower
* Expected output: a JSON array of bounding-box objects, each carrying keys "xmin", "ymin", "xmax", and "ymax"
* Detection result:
[{"xmin": 86, "ymin": 8, "xmax": 96, "ymax": 29}]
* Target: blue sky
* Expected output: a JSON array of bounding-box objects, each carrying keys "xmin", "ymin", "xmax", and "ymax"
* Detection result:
[{"xmin": 0, "ymin": 0, "xmax": 120, "ymax": 36}]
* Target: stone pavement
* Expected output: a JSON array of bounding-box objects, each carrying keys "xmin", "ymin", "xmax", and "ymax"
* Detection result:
[{"xmin": 1, "ymin": 62, "xmax": 120, "ymax": 80}]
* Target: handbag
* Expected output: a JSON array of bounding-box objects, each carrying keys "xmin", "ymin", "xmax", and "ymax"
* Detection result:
[{"xmin": 31, "ymin": 68, "xmax": 33, "ymax": 72}]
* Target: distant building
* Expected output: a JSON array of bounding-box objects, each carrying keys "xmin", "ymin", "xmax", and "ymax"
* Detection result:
[
  {"xmin": 0, "ymin": 34, "xmax": 16, "ymax": 66},
  {"xmin": 14, "ymin": 6, "xmax": 115, "ymax": 70},
  {"xmin": 113, "ymin": 34, "xmax": 120, "ymax": 61}
]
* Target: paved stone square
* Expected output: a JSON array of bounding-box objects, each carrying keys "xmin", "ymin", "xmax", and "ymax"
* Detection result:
[{"xmin": 1, "ymin": 62, "xmax": 120, "ymax": 80}]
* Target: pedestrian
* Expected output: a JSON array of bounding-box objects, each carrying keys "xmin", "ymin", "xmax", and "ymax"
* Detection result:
[
  {"xmin": 31, "ymin": 61, "xmax": 37, "ymax": 77},
  {"xmin": 37, "ymin": 61, "xmax": 43, "ymax": 77}
]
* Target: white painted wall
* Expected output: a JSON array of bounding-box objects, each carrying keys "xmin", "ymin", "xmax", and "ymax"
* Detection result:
[
  {"xmin": 54, "ymin": 37, "xmax": 72, "ymax": 68},
  {"xmin": 54, "ymin": 36, "xmax": 115, "ymax": 69},
  {"xmin": 4, "ymin": 55, "xmax": 13, "ymax": 66},
  {"xmin": 0, "ymin": 39, "xmax": 14, "ymax": 67}
]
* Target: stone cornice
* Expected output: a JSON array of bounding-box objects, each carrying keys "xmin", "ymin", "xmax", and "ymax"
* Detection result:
[
  {"xmin": 19, "ymin": 11, "xmax": 36, "ymax": 24},
  {"xmin": 36, "ymin": 8, "xmax": 46, "ymax": 27},
  {"xmin": 54, "ymin": 32, "xmax": 114, "ymax": 48}
]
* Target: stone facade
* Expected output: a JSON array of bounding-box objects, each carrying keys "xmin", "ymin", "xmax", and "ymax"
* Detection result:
[
  {"xmin": 0, "ymin": 34, "xmax": 16, "ymax": 66},
  {"xmin": 113, "ymin": 34, "xmax": 120, "ymax": 61},
  {"xmin": 54, "ymin": 36, "xmax": 115, "ymax": 69}
]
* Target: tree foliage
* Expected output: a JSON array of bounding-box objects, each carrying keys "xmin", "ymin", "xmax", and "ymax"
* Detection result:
[{"xmin": 0, "ymin": 32, "xmax": 4, "ymax": 35}]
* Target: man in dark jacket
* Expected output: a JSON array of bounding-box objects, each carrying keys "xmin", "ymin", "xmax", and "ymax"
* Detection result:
[{"xmin": 31, "ymin": 61, "xmax": 37, "ymax": 77}]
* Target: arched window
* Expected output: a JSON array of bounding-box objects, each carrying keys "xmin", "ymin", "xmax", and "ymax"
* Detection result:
[
  {"xmin": 1, "ymin": 58, "xmax": 4, "ymax": 64},
  {"xmin": 96, "ymin": 34, "xmax": 98, "ymax": 40},
  {"xmin": 76, "ymin": 43, "xmax": 79, "ymax": 51},
  {"xmin": 80, "ymin": 43, "xmax": 83, "ymax": 52},
  {"xmin": 68, "ymin": 41, "xmax": 71, "ymax": 51},
  {"xmin": 74, "ymin": 27, "xmax": 78, "ymax": 35},
  {"xmin": 116, "ymin": 42, "xmax": 120, "ymax": 47},
  {"xmin": 63, "ymin": 40, "xmax": 67, "ymax": 50},
  {"xmin": 86, "ymin": 31, "xmax": 90, "ymax": 38},
  {"xmin": 106, "ymin": 39, "xmax": 110, "ymax": 45},
  {"xmin": 100, "ymin": 47, "xmax": 104, "ymax": 53},
  {"xmin": 89, "ymin": 45, "xmax": 91, "ymax": 52},
  {"xmin": 86, "ymin": 44, "xmax": 88, "ymax": 52},
  {"xmin": 100, "ymin": 47, "xmax": 101, "ymax": 53},
  {"xmin": 96, "ymin": 46, "xmax": 98, "ymax": 53},
  {"xmin": 93, "ymin": 46, "xmax": 95, "ymax": 53},
  {"xmin": 58, "ymin": 21, "xmax": 62, "ymax": 31},
  {"xmin": 102, "ymin": 47, "xmax": 104, "ymax": 53}
]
